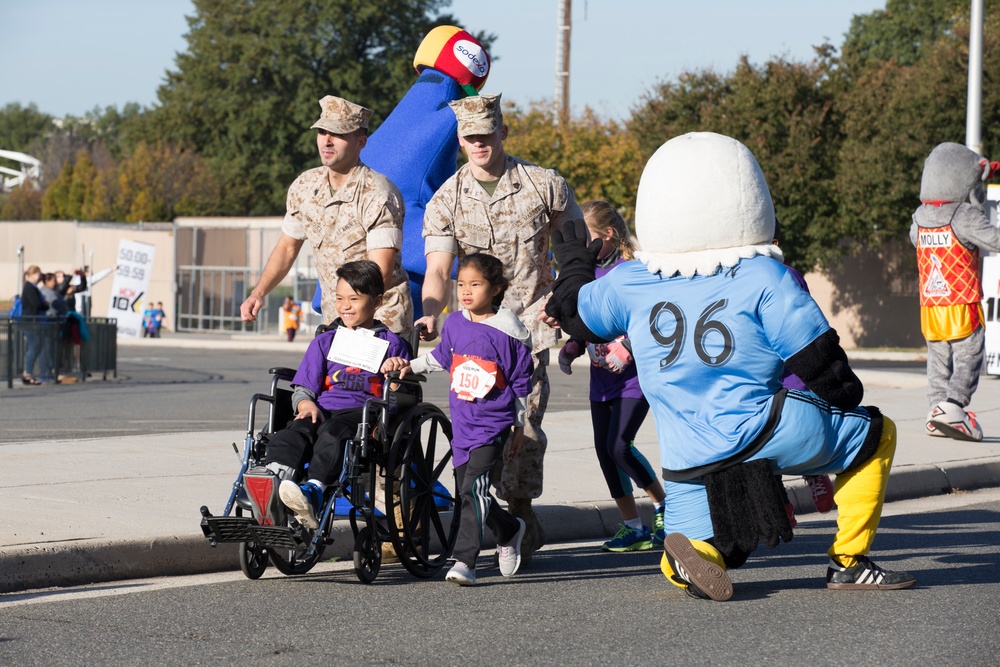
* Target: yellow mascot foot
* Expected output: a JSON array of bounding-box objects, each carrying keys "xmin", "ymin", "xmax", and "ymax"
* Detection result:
[{"xmin": 662, "ymin": 533, "xmax": 733, "ymax": 601}]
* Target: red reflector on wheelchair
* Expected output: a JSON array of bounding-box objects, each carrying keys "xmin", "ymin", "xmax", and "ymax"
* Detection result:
[{"xmin": 244, "ymin": 471, "xmax": 278, "ymax": 526}]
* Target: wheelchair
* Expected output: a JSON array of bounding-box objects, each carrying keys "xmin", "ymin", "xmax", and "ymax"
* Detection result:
[{"xmin": 200, "ymin": 365, "xmax": 459, "ymax": 584}]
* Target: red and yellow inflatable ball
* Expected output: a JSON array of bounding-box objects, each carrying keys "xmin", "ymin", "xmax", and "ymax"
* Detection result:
[{"xmin": 414, "ymin": 26, "xmax": 490, "ymax": 96}]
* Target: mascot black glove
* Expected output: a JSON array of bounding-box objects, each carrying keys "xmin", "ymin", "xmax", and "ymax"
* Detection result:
[{"xmin": 545, "ymin": 219, "xmax": 608, "ymax": 344}]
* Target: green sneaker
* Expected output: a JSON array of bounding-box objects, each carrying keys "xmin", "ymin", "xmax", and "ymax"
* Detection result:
[
  {"xmin": 602, "ymin": 523, "xmax": 653, "ymax": 552},
  {"xmin": 651, "ymin": 506, "xmax": 666, "ymax": 548}
]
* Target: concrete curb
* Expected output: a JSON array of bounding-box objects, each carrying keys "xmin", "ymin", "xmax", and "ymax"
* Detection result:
[{"xmin": 5, "ymin": 458, "xmax": 999, "ymax": 594}]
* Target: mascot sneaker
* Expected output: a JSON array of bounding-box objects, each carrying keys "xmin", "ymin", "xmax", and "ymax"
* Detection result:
[
  {"xmin": 928, "ymin": 401, "xmax": 983, "ymax": 442},
  {"xmin": 826, "ymin": 556, "xmax": 916, "ymax": 590},
  {"xmin": 925, "ymin": 406, "xmax": 949, "ymax": 437},
  {"xmin": 663, "ymin": 533, "xmax": 733, "ymax": 601}
]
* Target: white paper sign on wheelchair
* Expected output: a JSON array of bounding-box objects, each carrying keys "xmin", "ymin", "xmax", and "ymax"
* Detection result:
[{"xmin": 326, "ymin": 326, "xmax": 390, "ymax": 373}]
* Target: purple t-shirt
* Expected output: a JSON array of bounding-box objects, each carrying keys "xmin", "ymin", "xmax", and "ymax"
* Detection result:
[
  {"xmin": 588, "ymin": 260, "xmax": 644, "ymax": 402},
  {"xmin": 292, "ymin": 325, "xmax": 411, "ymax": 411},
  {"xmin": 429, "ymin": 313, "xmax": 534, "ymax": 466}
]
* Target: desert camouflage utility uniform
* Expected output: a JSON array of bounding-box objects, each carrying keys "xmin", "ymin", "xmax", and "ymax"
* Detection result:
[
  {"xmin": 424, "ymin": 153, "xmax": 583, "ymax": 502},
  {"xmin": 283, "ymin": 163, "xmax": 413, "ymax": 335}
]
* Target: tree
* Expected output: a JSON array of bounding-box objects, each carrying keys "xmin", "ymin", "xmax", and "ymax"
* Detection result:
[
  {"xmin": 504, "ymin": 103, "xmax": 642, "ymax": 220},
  {"xmin": 838, "ymin": 0, "xmax": 981, "ymax": 77},
  {"xmin": 149, "ymin": 0, "xmax": 491, "ymax": 215},
  {"xmin": 628, "ymin": 57, "xmax": 839, "ymax": 273},
  {"xmin": 0, "ymin": 184, "xmax": 43, "ymax": 221},
  {"xmin": 0, "ymin": 103, "xmax": 53, "ymax": 153}
]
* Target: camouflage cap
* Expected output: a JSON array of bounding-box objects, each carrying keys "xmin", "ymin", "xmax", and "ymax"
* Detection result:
[
  {"xmin": 310, "ymin": 95, "xmax": 373, "ymax": 134},
  {"xmin": 449, "ymin": 93, "xmax": 502, "ymax": 136}
]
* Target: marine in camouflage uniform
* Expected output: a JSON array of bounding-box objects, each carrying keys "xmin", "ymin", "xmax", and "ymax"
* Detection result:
[
  {"xmin": 283, "ymin": 162, "xmax": 412, "ymax": 334},
  {"xmin": 420, "ymin": 93, "xmax": 583, "ymax": 558},
  {"xmin": 240, "ymin": 95, "xmax": 412, "ymax": 336}
]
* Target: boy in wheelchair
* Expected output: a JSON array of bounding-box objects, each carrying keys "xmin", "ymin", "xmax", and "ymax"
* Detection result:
[{"xmin": 258, "ymin": 260, "xmax": 411, "ymax": 529}]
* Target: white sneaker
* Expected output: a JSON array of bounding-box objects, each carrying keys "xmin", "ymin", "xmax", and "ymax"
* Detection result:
[
  {"xmin": 498, "ymin": 518, "xmax": 526, "ymax": 577},
  {"xmin": 445, "ymin": 562, "xmax": 476, "ymax": 586},
  {"xmin": 925, "ymin": 407, "xmax": 947, "ymax": 437},
  {"xmin": 928, "ymin": 401, "xmax": 984, "ymax": 442}
]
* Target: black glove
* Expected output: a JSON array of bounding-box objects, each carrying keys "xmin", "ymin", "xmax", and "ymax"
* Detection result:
[
  {"xmin": 545, "ymin": 219, "xmax": 608, "ymax": 344},
  {"xmin": 551, "ymin": 219, "xmax": 603, "ymax": 285}
]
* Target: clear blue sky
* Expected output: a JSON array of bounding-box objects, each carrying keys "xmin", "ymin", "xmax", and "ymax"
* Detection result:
[{"xmin": 0, "ymin": 0, "xmax": 887, "ymax": 122}]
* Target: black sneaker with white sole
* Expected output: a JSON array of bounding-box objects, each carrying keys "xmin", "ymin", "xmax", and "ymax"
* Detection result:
[
  {"xmin": 663, "ymin": 533, "xmax": 733, "ymax": 601},
  {"xmin": 826, "ymin": 555, "xmax": 916, "ymax": 590}
]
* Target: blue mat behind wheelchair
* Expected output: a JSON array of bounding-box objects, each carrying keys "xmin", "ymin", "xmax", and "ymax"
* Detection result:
[{"xmin": 334, "ymin": 480, "xmax": 453, "ymax": 517}]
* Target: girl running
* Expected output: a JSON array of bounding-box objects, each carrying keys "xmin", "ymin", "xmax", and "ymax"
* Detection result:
[
  {"xmin": 382, "ymin": 253, "xmax": 532, "ymax": 585},
  {"xmin": 558, "ymin": 200, "xmax": 667, "ymax": 552}
]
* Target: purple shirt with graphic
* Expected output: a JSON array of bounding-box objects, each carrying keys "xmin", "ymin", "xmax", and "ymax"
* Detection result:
[
  {"xmin": 293, "ymin": 325, "xmax": 411, "ymax": 411},
  {"xmin": 588, "ymin": 260, "xmax": 644, "ymax": 402},
  {"xmin": 428, "ymin": 314, "xmax": 534, "ymax": 467}
]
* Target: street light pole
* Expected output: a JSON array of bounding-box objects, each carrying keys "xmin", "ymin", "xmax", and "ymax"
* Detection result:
[
  {"xmin": 967, "ymin": 0, "xmax": 984, "ymax": 155},
  {"xmin": 554, "ymin": 0, "xmax": 571, "ymax": 123}
]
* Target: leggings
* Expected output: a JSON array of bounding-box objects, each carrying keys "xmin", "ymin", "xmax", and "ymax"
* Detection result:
[
  {"xmin": 453, "ymin": 432, "xmax": 520, "ymax": 568},
  {"xmin": 591, "ymin": 397, "xmax": 657, "ymax": 499}
]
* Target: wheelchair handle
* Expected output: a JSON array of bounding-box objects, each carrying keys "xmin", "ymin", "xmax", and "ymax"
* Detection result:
[{"xmin": 386, "ymin": 370, "xmax": 426, "ymax": 384}]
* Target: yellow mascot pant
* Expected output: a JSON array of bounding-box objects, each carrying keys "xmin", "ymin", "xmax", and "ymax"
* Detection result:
[{"xmin": 661, "ymin": 417, "xmax": 897, "ymax": 586}]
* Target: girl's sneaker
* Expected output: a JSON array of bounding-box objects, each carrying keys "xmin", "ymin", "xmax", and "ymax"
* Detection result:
[
  {"xmin": 445, "ymin": 562, "xmax": 476, "ymax": 586},
  {"xmin": 602, "ymin": 524, "xmax": 653, "ymax": 552},
  {"xmin": 652, "ymin": 506, "xmax": 666, "ymax": 548}
]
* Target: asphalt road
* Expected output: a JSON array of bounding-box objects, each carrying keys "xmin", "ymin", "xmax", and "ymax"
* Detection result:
[
  {"xmin": 0, "ymin": 348, "xmax": 927, "ymax": 444},
  {"xmin": 1, "ymin": 489, "xmax": 998, "ymax": 666},
  {"xmin": 0, "ymin": 347, "xmax": 593, "ymax": 442}
]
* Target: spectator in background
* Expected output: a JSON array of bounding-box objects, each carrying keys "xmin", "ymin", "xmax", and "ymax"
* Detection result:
[
  {"xmin": 281, "ymin": 296, "xmax": 303, "ymax": 342},
  {"xmin": 142, "ymin": 300, "xmax": 158, "ymax": 338},
  {"xmin": 155, "ymin": 301, "xmax": 167, "ymax": 336},
  {"xmin": 34, "ymin": 273, "xmax": 65, "ymax": 384},
  {"xmin": 55, "ymin": 268, "xmax": 87, "ymax": 313},
  {"xmin": 20, "ymin": 265, "xmax": 46, "ymax": 385}
]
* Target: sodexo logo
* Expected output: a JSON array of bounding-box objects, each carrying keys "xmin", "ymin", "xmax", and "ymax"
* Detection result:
[{"xmin": 453, "ymin": 40, "xmax": 489, "ymax": 77}]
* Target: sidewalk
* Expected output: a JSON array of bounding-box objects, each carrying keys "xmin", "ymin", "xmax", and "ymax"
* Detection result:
[{"xmin": 3, "ymin": 336, "xmax": 1000, "ymax": 593}]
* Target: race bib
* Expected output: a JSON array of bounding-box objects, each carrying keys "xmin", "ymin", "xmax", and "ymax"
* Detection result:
[{"xmin": 450, "ymin": 358, "xmax": 498, "ymax": 401}]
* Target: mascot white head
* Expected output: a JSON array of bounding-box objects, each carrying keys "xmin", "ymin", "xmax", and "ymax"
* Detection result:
[{"xmin": 634, "ymin": 132, "xmax": 782, "ymax": 277}]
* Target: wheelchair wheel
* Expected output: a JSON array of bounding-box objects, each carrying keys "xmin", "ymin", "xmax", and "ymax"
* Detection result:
[
  {"xmin": 238, "ymin": 540, "xmax": 268, "ymax": 580},
  {"xmin": 352, "ymin": 526, "xmax": 381, "ymax": 584},
  {"xmin": 385, "ymin": 404, "xmax": 458, "ymax": 578},
  {"xmin": 268, "ymin": 513, "xmax": 327, "ymax": 576}
]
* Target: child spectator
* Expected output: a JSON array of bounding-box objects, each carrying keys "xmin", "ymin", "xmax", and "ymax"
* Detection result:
[
  {"xmin": 142, "ymin": 301, "xmax": 158, "ymax": 338},
  {"xmin": 382, "ymin": 253, "xmax": 531, "ymax": 586},
  {"xmin": 154, "ymin": 302, "xmax": 167, "ymax": 336},
  {"xmin": 263, "ymin": 260, "xmax": 411, "ymax": 529},
  {"xmin": 281, "ymin": 296, "xmax": 303, "ymax": 342},
  {"xmin": 557, "ymin": 200, "xmax": 667, "ymax": 552}
]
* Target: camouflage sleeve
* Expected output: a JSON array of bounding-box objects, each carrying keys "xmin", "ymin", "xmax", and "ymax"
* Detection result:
[
  {"xmin": 281, "ymin": 177, "xmax": 309, "ymax": 241},
  {"xmin": 546, "ymin": 171, "xmax": 584, "ymax": 232},
  {"xmin": 423, "ymin": 179, "xmax": 460, "ymax": 256},
  {"xmin": 365, "ymin": 181, "xmax": 405, "ymax": 251}
]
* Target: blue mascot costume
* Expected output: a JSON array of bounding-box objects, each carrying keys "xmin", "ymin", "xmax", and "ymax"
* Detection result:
[{"xmin": 313, "ymin": 26, "xmax": 491, "ymax": 319}]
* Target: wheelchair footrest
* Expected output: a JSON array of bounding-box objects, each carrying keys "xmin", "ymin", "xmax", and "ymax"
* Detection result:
[{"xmin": 200, "ymin": 515, "xmax": 303, "ymax": 550}]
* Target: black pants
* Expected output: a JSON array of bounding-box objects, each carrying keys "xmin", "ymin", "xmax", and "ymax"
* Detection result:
[
  {"xmin": 453, "ymin": 433, "xmax": 520, "ymax": 568},
  {"xmin": 591, "ymin": 397, "xmax": 654, "ymax": 498},
  {"xmin": 263, "ymin": 408, "xmax": 361, "ymax": 484}
]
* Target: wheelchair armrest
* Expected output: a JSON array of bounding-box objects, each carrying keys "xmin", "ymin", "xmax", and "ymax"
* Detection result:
[{"xmin": 268, "ymin": 367, "xmax": 297, "ymax": 382}]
